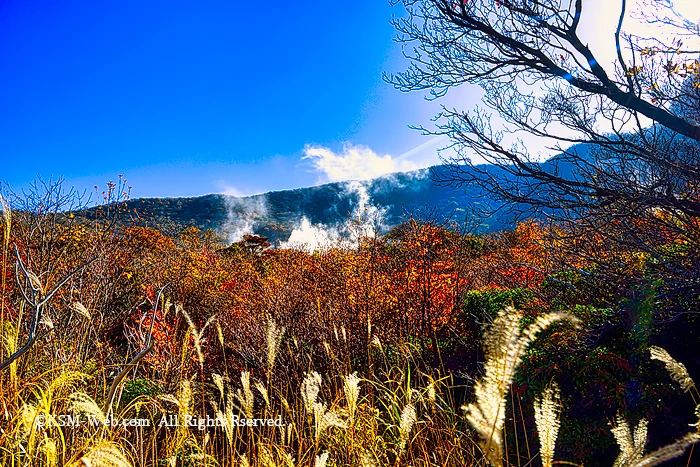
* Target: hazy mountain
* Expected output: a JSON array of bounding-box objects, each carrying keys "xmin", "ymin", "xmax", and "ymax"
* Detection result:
[
  {"xmin": 82, "ymin": 165, "xmax": 501, "ymax": 244},
  {"xmin": 86, "ymin": 146, "xmax": 592, "ymax": 245}
]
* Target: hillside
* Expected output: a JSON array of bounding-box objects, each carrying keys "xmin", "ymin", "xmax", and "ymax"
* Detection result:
[
  {"xmin": 82, "ymin": 164, "xmax": 521, "ymax": 244},
  {"xmin": 80, "ymin": 144, "xmax": 597, "ymax": 245}
]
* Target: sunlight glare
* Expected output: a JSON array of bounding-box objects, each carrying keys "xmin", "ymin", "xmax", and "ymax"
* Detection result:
[{"xmin": 674, "ymin": 0, "xmax": 700, "ymax": 23}]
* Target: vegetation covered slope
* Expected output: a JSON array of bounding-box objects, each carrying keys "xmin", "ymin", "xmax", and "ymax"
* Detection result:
[
  {"xmin": 78, "ymin": 164, "xmax": 518, "ymax": 244},
  {"xmin": 1, "ymin": 186, "xmax": 699, "ymax": 466}
]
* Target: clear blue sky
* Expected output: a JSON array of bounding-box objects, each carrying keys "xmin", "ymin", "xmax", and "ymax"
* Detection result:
[{"xmin": 1, "ymin": 0, "xmax": 466, "ymax": 200}]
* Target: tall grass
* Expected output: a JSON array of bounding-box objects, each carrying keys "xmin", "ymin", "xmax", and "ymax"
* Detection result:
[{"xmin": 1, "ymin": 272, "xmax": 698, "ymax": 465}]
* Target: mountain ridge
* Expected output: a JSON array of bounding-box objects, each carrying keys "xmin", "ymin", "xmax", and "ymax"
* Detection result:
[{"xmin": 84, "ymin": 144, "xmax": 593, "ymax": 245}]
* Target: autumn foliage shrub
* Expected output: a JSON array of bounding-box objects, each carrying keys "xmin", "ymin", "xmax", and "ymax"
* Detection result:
[{"xmin": 1, "ymin": 186, "xmax": 699, "ymax": 466}]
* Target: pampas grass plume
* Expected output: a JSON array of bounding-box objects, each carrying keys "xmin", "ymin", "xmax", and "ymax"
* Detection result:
[
  {"xmin": 236, "ymin": 371, "xmax": 254, "ymax": 419},
  {"xmin": 534, "ymin": 382, "xmax": 561, "ymax": 467},
  {"xmin": 344, "ymin": 372, "xmax": 360, "ymax": 422},
  {"xmin": 398, "ymin": 403, "xmax": 417, "ymax": 455},
  {"xmin": 462, "ymin": 307, "xmax": 577, "ymax": 467},
  {"xmin": 649, "ymin": 346, "xmax": 695, "ymax": 392},
  {"xmin": 266, "ymin": 317, "xmax": 285, "ymax": 374}
]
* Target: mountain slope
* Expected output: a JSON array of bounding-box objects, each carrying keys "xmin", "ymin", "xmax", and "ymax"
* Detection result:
[
  {"xmin": 85, "ymin": 147, "xmax": 593, "ymax": 245},
  {"xmin": 81, "ymin": 164, "xmax": 507, "ymax": 244}
]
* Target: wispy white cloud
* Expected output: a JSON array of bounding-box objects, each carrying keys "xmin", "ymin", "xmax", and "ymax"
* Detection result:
[
  {"xmin": 395, "ymin": 135, "xmax": 447, "ymax": 163},
  {"xmin": 302, "ymin": 143, "xmax": 422, "ymax": 183}
]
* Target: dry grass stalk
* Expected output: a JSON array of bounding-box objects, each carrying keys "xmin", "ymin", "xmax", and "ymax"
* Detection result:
[
  {"xmin": 462, "ymin": 307, "xmax": 577, "ymax": 467},
  {"xmin": 649, "ymin": 346, "xmax": 696, "ymax": 392},
  {"xmin": 534, "ymin": 382, "xmax": 561, "ymax": 467}
]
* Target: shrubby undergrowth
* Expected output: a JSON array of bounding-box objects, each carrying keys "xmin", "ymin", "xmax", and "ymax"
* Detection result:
[{"xmin": 0, "ymin": 185, "xmax": 699, "ymax": 466}]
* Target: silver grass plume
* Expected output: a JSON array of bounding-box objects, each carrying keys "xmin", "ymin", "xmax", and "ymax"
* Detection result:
[
  {"xmin": 315, "ymin": 452, "xmax": 330, "ymax": 467},
  {"xmin": 302, "ymin": 371, "xmax": 322, "ymax": 422},
  {"xmin": 27, "ymin": 271, "xmax": 44, "ymax": 295},
  {"xmin": 212, "ymin": 391, "xmax": 236, "ymax": 447},
  {"xmin": 0, "ymin": 194, "xmax": 11, "ymax": 251},
  {"xmin": 359, "ymin": 450, "xmax": 377, "ymax": 467},
  {"xmin": 38, "ymin": 438, "xmax": 57, "ymax": 467},
  {"xmin": 462, "ymin": 307, "xmax": 577, "ymax": 467},
  {"xmin": 281, "ymin": 451, "xmax": 295, "ymax": 467},
  {"xmin": 70, "ymin": 301, "xmax": 91, "ymax": 319},
  {"xmin": 611, "ymin": 415, "xmax": 648, "ymax": 467},
  {"xmin": 69, "ymin": 392, "xmax": 105, "ymax": 420},
  {"xmin": 255, "ymin": 380, "xmax": 270, "ymax": 408},
  {"xmin": 157, "ymin": 380, "xmax": 193, "ymax": 448},
  {"xmin": 216, "ymin": 322, "xmax": 226, "ymax": 350},
  {"xmin": 21, "ymin": 403, "xmax": 37, "ymax": 438},
  {"xmin": 313, "ymin": 402, "xmax": 348, "ymax": 441},
  {"xmin": 178, "ymin": 304, "xmax": 216, "ymax": 369},
  {"xmin": 79, "ymin": 442, "xmax": 132, "ymax": 467},
  {"xmin": 236, "ymin": 371, "xmax": 255, "ymax": 419},
  {"xmin": 398, "ymin": 403, "xmax": 417, "ymax": 455},
  {"xmin": 257, "ymin": 444, "xmax": 276, "ymax": 467},
  {"xmin": 631, "ymin": 433, "xmax": 700, "ymax": 467},
  {"xmin": 266, "ymin": 317, "xmax": 285, "ymax": 375},
  {"xmin": 212, "ymin": 373, "xmax": 225, "ymax": 400},
  {"xmin": 426, "ymin": 376, "xmax": 437, "ymax": 406},
  {"xmin": 649, "ymin": 346, "xmax": 695, "ymax": 392},
  {"xmin": 534, "ymin": 381, "xmax": 562, "ymax": 467},
  {"xmin": 611, "ymin": 412, "xmax": 700, "ymax": 467},
  {"xmin": 344, "ymin": 372, "xmax": 361, "ymax": 423}
]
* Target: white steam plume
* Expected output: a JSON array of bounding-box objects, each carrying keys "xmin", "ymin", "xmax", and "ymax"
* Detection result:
[{"xmin": 221, "ymin": 194, "xmax": 268, "ymax": 243}]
